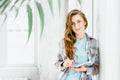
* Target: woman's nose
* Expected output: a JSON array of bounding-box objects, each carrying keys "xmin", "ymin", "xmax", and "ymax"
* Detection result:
[{"xmin": 74, "ymin": 23, "xmax": 79, "ymax": 28}]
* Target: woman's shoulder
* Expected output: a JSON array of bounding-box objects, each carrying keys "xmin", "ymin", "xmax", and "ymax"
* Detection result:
[
  {"xmin": 86, "ymin": 34, "xmax": 99, "ymax": 48},
  {"xmin": 86, "ymin": 34, "xmax": 98, "ymax": 42},
  {"xmin": 89, "ymin": 37, "xmax": 98, "ymax": 42}
]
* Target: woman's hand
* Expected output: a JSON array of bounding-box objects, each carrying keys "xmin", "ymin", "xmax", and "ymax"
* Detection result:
[
  {"xmin": 70, "ymin": 66, "xmax": 87, "ymax": 72},
  {"xmin": 63, "ymin": 59, "xmax": 74, "ymax": 67}
]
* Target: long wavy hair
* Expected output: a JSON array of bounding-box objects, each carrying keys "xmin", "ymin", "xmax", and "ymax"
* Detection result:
[{"xmin": 64, "ymin": 9, "xmax": 88, "ymax": 60}]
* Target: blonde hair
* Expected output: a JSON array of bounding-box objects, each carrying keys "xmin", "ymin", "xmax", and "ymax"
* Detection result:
[{"xmin": 64, "ymin": 9, "xmax": 88, "ymax": 60}]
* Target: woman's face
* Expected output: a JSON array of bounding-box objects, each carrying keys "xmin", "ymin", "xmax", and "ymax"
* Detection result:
[{"xmin": 71, "ymin": 14, "xmax": 86, "ymax": 35}]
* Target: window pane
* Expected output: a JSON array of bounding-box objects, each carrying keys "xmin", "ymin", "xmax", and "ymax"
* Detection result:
[{"xmin": 7, "ymin": 7, "xmax": 35, "ymax": 65}]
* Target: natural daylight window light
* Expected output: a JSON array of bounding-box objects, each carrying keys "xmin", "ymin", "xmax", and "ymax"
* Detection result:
[{"xmin": 6, "ymin": 6, "xmax": 35, "ymax": 65}]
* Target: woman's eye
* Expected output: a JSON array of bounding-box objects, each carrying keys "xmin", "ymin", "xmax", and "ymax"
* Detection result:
[
  {"xmin": 77, "ymin": 20, "xmax": 81, "ymax": 23},
  {"xmin": 71, "ymin": 22, "xmax": 75, "ymax": 26}
]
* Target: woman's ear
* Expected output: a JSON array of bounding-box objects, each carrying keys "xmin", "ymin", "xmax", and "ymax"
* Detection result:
[
  {"xmin": 84, "ymin": 21, "xmax": 86, "ymax": 26},
  {"xmin": 83, "ymin": 22, "xmax": 86, "ymax": 29}
]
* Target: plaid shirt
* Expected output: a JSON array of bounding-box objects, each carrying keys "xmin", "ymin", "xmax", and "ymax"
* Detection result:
[{"xmin": 55, "ymin": 33, "xmax": 99, "ymax": 80}]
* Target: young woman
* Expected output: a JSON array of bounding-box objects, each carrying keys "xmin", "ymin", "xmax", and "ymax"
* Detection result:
[{"xmin": 55, "ymin": 9, "xmax": 99, "ymax": 80}]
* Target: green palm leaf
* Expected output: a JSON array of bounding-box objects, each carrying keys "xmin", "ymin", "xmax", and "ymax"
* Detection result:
[
  {"xmin": 0, "ymin": 0, "xmax": 7, "ymax": 9},
  {"xmin": 19, "ymin": 0, "xmax": 26, "ymax": 7},
  {"xmin": 0, "ymin": 0, "xmax": 11, "ymax": 14},
  {"xmin": 27, "ymin": 5, "xmax": 33, "ymax": 41},
  {"xmin": 2, "ymin": 13, "xmax": 7, "ymax": 24},
  {"xmin": 48, "ymin": 0, "xmax": 54, "ymax": 16},
  {"xmin": 15, "ymin": 0, "xmax": 26, "ymax": 19},
  {"xmin": 35, "ymin": 1, "xmax": 44, "ymax": 38},
  {"xmin": 10, "ymin": 0, "xmax": 19, "ymax": 10},
  {"xmin": 14, "ymin": 0, "xmax": 19, "ymax": 5},
  {"xmin": 15, "ymin": 7, "xmax": 19, "ymax": 19},
  {"xmin": 58, "ymin": 0, "xmax": 61, "ymax": 14},
  {"xmin": 78, "ymin": 0, "xmax": 83, "ymax": 6}
]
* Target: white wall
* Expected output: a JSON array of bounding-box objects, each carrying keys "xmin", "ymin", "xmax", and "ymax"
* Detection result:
[
  {"xmin": 38, "ymin": 0, "xmax": 67, "ymax": 79},
  {"xmin": 0, "ymin": 1, "xmax": 40, "ymax": 80},
  {"xmin": 94, "ymin": 0, "xmax": 120, "ymax": 80},
  {"xmin": 0, "ymin": 67, "xmax": 39, "ymax": 80},
  {"xmin": 0, "ymin": 16, "xmax": 7, "ymax": 67}
]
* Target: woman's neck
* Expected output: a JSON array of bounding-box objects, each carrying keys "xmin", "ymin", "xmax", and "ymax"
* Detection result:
[{"xmin": 76, "ymin": 33, "xmax": 86, "ymax": 40}]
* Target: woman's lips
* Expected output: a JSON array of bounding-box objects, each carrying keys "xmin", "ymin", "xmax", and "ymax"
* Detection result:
[{"xmin": 75, "ymin": 28, "xmax": 80, "ymax": 31}]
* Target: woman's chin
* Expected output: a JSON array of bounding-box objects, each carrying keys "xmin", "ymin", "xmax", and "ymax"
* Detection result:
[{"xmin": 75, "ymin": 32, "xmax": 82, "ymax": 35}]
